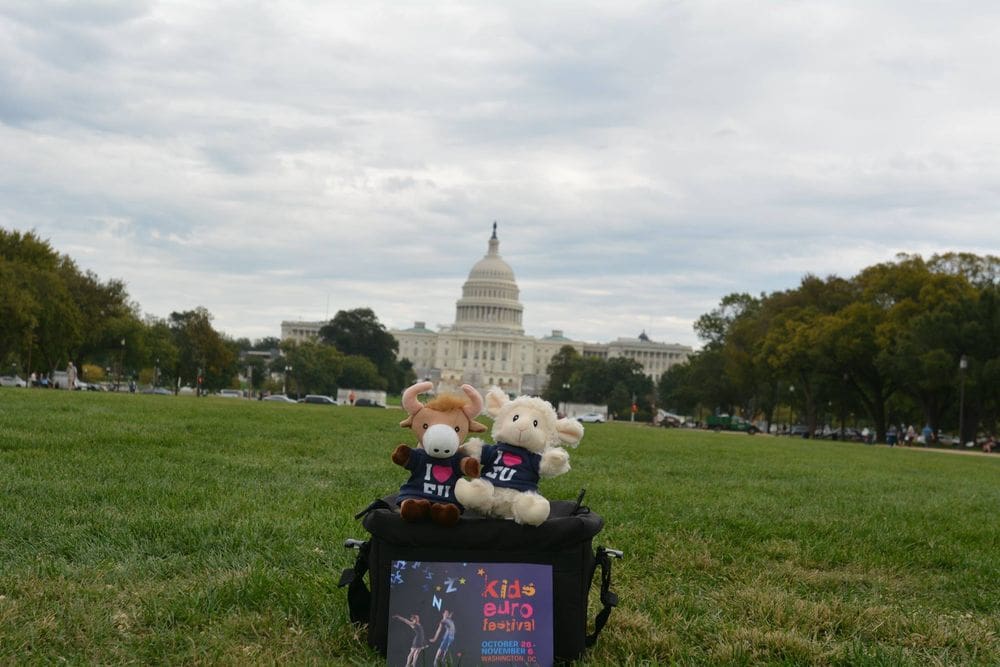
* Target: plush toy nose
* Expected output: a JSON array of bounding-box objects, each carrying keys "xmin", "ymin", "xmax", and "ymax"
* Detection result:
[{"xmin": 423, "ymin": 423, "xmax": 460, "ymax": 458}]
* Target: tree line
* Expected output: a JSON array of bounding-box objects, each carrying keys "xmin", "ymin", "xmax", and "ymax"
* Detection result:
[
  {"xmin": 542, "ymin": 347, "xmax": 654, "ymax": 420},
  {"xmin": 652, "ymin": 253, "xmax": 999, "ymax": 444},
  {"xmin": 1, "ymin": 229, "xmax": 412, "ymax": 395}
]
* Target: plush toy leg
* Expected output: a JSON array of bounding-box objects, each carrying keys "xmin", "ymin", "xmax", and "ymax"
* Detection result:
[
  {"xmin": 429, "ymin": 503, "xmax": 461, "ymax": 527},
  {"xmin": 512, "ymin": 493, "xmax": 550, "ymax": 526},
  {"xmin": 399, "ymin": 498, "xmax": 431, "ymax": 522},
  {"xmin": 455, "ymin": 478, "xmax": 493, "ymax": 512}
]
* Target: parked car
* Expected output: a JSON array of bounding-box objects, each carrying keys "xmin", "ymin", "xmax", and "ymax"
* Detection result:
[
  {"xmin": 576, "ymin": 412, "xmax": 606, "ymax": 423},
  {"xmin": 300, "ymin": 394, "xmax": 338, "ymax": 405},
  {"xmin": 141, "ymin": 387, "xmax": 172, "ymax": 395},
  {"xmin": 657, "ymin": 414, "xmax": 682, "ymax": 428},
  {"xmin": 706, "ymin": 414, "xmax": 759, "ymax": 434},
  {"xmin": 263, "ymin": 394, "xmax": 298, "ymax": 403},
  {"xmin": 218, "ymin": 389, "xmax": 243, "ymax": 398},
  {"xmin": 0, "ymin": 375, "xmax": 27, "ymax": 388},
  {"xmin": 822, "ymin": 427, "xmax": 862, "ymax": 441},
  {"xmin": 354, "ymin": 397, "xmax": 384, "ymax": 408}
]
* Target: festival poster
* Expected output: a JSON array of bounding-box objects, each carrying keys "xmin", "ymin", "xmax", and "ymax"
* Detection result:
[{"xmin": 387, "ymin": 560, "xmax": 554, "ymax": 667}]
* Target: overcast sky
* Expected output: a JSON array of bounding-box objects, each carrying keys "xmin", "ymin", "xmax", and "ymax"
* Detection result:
[{"xmin": 3, "ymin": 2, "xmax": 999, "ymax": 348}]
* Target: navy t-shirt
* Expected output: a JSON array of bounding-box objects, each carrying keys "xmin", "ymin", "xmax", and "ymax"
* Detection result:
[
  {"xmin": 397, "ymin": 448, "xmax": 465, "ymax": 507},
  {"xmin": 479, "ymin": 442, "xmax": 542, "ymax": 492}
]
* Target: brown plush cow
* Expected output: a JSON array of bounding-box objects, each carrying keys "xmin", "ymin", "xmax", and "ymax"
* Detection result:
[{"xmin": 392, "ymin": 381, "xmax": 485, "ymax": 526}]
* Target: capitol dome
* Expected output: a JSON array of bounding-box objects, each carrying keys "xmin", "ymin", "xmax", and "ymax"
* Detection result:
[{"xmin": 454, "ymin": 223, "xmax": 524, "ymax": 334}]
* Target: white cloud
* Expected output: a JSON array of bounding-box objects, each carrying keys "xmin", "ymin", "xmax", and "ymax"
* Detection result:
[{"xmin": 2, "ymin": 1, "xmax": 1000, "ymax": 349}]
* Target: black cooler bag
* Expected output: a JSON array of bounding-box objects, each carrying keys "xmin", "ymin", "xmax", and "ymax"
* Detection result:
[{"xmin": 340, "ymin": 494, "xmax": 619, "ymax": 664}]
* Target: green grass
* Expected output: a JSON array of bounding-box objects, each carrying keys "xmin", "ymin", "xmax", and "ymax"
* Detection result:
[{"xmin": 1, "ymin": 390, "xmax": 997, "ymax": 665}]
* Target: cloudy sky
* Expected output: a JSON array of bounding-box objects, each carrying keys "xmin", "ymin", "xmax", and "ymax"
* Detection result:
[{"xmin": 3, "ymin": 1, "xmax": 999, "ymax": 348}]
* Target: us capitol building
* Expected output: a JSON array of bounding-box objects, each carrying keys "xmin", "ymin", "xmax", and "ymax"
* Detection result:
[{"xmin": 281, "ymin": 225, "xmax": 692, "ymax": 395}]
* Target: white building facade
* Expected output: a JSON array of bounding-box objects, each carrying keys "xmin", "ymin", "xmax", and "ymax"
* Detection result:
[{"xmin": 281, "ymin": 225, "xmax": 693, "ymax": 395}]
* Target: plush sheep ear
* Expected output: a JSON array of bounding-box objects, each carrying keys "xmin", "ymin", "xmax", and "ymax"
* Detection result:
[
  {"xmin": 484, "ymin": 387, "xmax": 508, "ymax": 417},
  {"xmin": 555, "ymin": 418, "xmax": 584, "ymax": 447}
]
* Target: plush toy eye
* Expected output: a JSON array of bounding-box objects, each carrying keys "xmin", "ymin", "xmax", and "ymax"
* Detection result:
[
  {"xmin": 533, "ymin": 419, "xmax": 539, "ymax": 427},
  {"xmin": 512, "ymin": 414, "xmax": 519, "ymax": 422},
  {"xmin": 454, "ymin": 426, "xmax": 460, "ymax": 433},
  {"xmin": 422, "ymin": 423, "xmax": 429, "ymax": 430}
]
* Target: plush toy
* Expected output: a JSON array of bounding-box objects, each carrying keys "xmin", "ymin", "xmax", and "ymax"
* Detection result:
[
  {"xmin": 455, "ymin": 387, "xmax": 584, "ymax": 526},
  {"xmin": 392, "ymin": 381, "xmax": 486, "ymax": 526}
]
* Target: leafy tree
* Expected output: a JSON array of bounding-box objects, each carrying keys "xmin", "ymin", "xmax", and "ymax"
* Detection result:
[
  {"xmin": 252, "ymin": 336, "xmax": 281, "ymax": 351},
  {"xmin": 657, "ymin": 363, "xmax": 698, "ymax": 415},
  {"xmin": 280, "ymin": 341, "xmax": 343, "ymax": 396},
  {"xmin": 0, "ymin": 229, "xmax": 81, "ymax": 375},
  {"xmin": 758, "ymin": 276, "xmax": 853, "ymax": 433},
  {"xmin": 320, "ymin": 308, "xmax": 408, "ymax": 392},
  {"xmin": 339, "ymin": 355, "xmax": 387, "ymax": 391},
  {"xmin": 141, "ymin": 318, "xmax": 180, "ymax": 388},
  {"xmin": 543, "ymin": 345, "xmax": 581, "ymax": 404},
  {"xmin": 168, "ymin": 308, "xmax": 238, "ymax": 393}
]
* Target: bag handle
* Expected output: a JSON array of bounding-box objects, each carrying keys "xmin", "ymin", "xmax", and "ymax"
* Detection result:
[
  {"xmin": 338, "ymin": 498, "xmax": 394, "ymax": 624},
  {"xmin": 338, "ymin": 538, "xmax": 372, "ymax": 624},
  {"xmin": 586, "ymin": 546, "xmax": 622, "ymax": 647}
]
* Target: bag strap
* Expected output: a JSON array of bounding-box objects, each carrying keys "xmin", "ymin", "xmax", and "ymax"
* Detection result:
[
  {"xmin": 586, "ymin": 546, "xmax": 622, "ymax": 647},
  {"xmin": 338, "ymin": 498, "xmax": 394, "ymax": 624},
  {"xmin": 338, "ymin": 538, "xmax": 372, "ymax": 624}
]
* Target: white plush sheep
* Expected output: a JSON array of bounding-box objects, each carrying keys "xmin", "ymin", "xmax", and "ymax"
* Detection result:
[{"xmin": 455, "ymin": 387, "xmax": 584, "ymax": 525}]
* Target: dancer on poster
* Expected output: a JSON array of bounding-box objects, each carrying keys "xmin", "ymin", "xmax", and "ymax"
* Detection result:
[
  {"xmin": 429, "ymin": 609, "xmax": 456, "ymax": 666},
  {"xmin": 392, "ymin": 613, "xmax": 428, "ymax": 667}
]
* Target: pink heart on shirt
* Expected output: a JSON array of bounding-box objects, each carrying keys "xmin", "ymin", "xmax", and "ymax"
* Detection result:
[
  {"xmin": 502, "ymin": 452, "xmax": 522, "ymax": 467},
  {"xmin": 432, "ymin": 465, "xmax": 452, "ymax": 484}
]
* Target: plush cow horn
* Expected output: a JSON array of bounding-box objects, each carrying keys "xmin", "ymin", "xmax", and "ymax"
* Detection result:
[
  {"xmin": 460, "ymin": 384, "xmax": 483, "ymax": 420},
  {"xmin": 402, "ymin": 381, "xmax": 434, "ymax": 415}
]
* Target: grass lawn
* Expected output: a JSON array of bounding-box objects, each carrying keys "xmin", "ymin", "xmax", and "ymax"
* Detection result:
[{"xmin": 1, "ymin": 390, "xmax": 997, "ymax": 665}]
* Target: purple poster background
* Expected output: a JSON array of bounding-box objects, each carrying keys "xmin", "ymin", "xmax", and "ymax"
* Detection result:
[{"xmin": 387, "ymin": 561, "xmax": 553, "ymax": 666}]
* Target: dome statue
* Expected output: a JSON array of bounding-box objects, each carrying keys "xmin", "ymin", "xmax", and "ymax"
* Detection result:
[{"xmin": 453, "ymin": 223, "xmax": 524, "ymax": 334}]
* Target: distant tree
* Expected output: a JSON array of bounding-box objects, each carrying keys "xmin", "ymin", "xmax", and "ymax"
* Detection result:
[
  {"xmin": 543, "ymin": 345, "xmax": 581, "ymax": 405},
  {"xmin": 657, "ymin": 363, "xmax": 698, "ymax": 415},
  {"xmin": 320, "ymin": 308, "xmax": 397, "ymax": 367},
  {"xmin": 0, "ymin": 230, "xmax": 82, "ymax": 374},
  {"xmin": 140, "ymin": 317, "xmax": 179, "ymax": 388},
  {"xmin": 280, "ymin": 341, "xmax": 343, "ymax": 396},
  {"xmin": 608, "ymin": 382, "xmax": 631, "ymax": 418},
  {"xmin": 251, "ymin": 336, "xmax": 281, "ymax": 351},
  {"xmin": 243, "ymin": 355, "xmax": 269, "ymax": 392},
  {"xmin": 570, "ymin": 356, "xmax": 611, "ymax": 404},
  {"xmin": 320, "ymin": 308, "xmax": 410, "ymax": 391},
  {"xmin": 339, "ymin": 355, "xmax": 387, "ymax": 391},
  {"xmin": 168, "ymin": 308, "xmax": 238, "ymax": 392}
]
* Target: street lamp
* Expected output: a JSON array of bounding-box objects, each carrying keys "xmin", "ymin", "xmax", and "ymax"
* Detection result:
[
  {"xmin": 284, "ymin": 365, "xmax": 293, "ymax": 395},
  {"xmin": 840, "ymin": 373, "xmax": 848, "ymax": 439},
  {"xmin": 119, "ymin": 337, "xmax": 126, "ymax": 391},
  {"xmin": 958, "ymin": 354, "xmax": 968, "ymax": 447},
  {"xmin": 789, "ymin": 384, "xmax": 795, "ymax": 428},
  {"xmin": 154, "ymin": 358, "xmax": 159, "ymax": 388}
]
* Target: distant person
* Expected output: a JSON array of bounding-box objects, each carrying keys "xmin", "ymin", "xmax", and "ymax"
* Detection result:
[
  {"xmin": 392, "ymin": 614, "xmax": 427, "ymax": 667},
  {"xmin": 921, "ymin": 424, "xmax": 933, "ymax": 446},
  {"xmin": 905, "ymin": 424, "xmax": 916, "ymax": 446},
  {"xmin": 67, "ymin": 361, "xmax": 77, "ymax": 390},
  {"xmin": 429, "ymin": 609, "xmax": 456, "ymax": 666},
  {"xmin": 983, "ymin": 435, "xmax": 995, "ymax": 454},
  {"xmin": 887, "ymin": 424, "xmax": 897, "ymax": 447},
  {"xmin": 349, "ymin": 390, "xmax": 356, "ymax": 406}
]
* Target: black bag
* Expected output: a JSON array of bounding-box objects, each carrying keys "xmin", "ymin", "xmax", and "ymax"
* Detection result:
[{"xmin": 340, "ymin": 492, "xmax": 620, "ymax": 664}]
